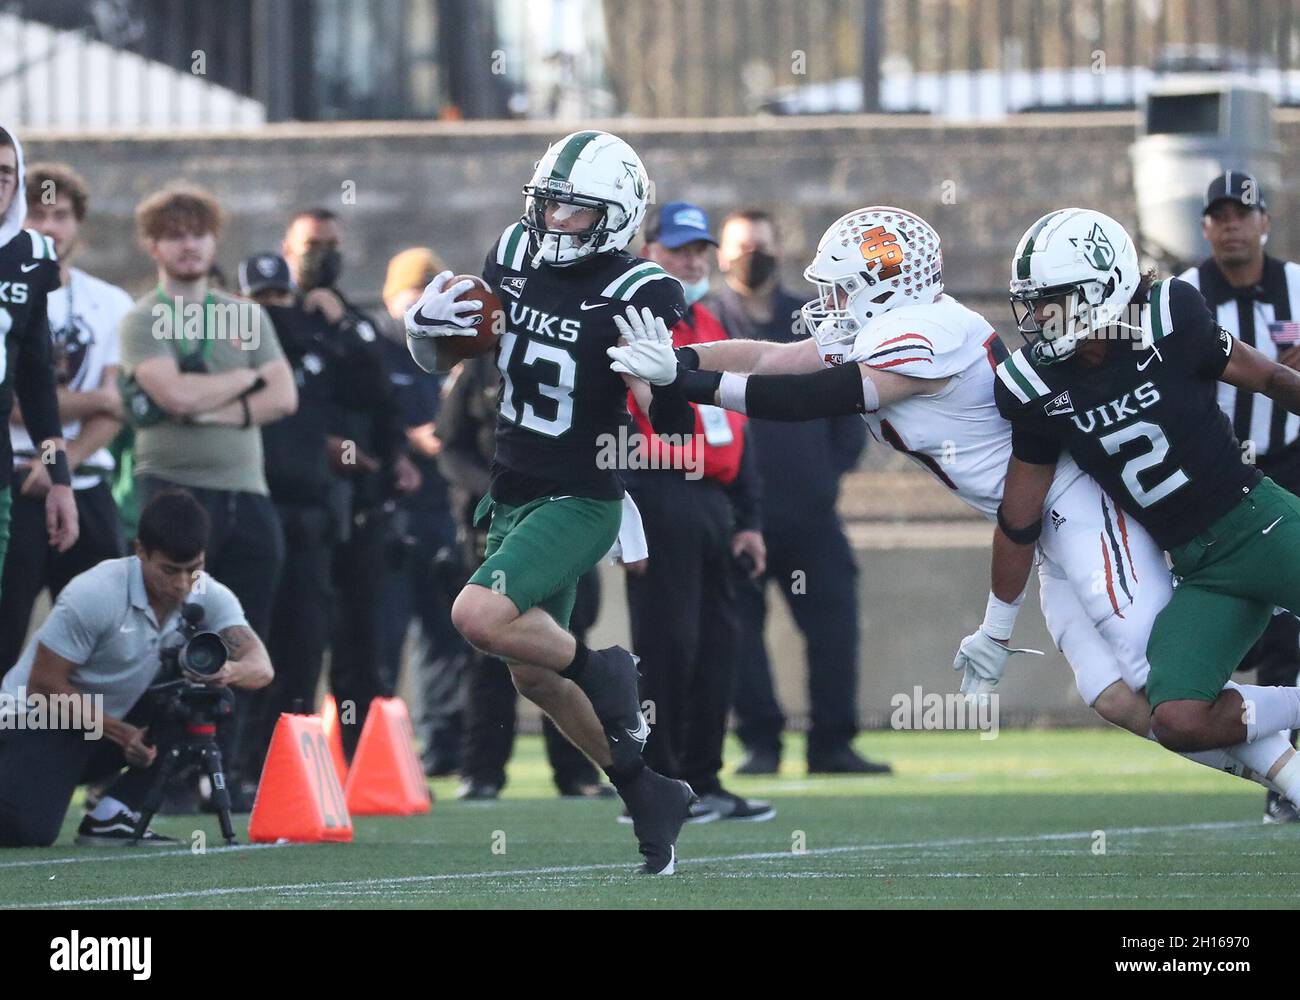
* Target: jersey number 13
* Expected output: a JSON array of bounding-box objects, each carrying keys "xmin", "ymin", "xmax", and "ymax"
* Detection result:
[{"xmin": 497, "ymin": 331, "xmax": 576, "ymax": 438}]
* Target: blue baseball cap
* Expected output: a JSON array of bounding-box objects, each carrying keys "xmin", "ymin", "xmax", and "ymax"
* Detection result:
[{"xmin": 645, "ymin": 201, "xmax": 719, "ymax": 249}]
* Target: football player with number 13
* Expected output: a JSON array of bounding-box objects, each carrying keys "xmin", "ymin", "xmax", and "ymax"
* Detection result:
[{"xmin": 405, "ymin": 130, "xmax": 695, "ymax": 875}]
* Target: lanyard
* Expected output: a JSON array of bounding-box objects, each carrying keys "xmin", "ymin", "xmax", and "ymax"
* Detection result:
[{"xmin": 155, "ymin": 285, "xmax": 217, "ymax": 364}]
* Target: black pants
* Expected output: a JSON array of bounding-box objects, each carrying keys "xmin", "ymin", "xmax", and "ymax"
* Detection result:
[
  {"xmin": 0, "ymin": 698, "xmax": 161, "ymax": 847},
  {"xmin": 0, "ymin": 476, "xmax": 124, "ymax": 674},
  {"xmin": 330, "ymin": 511, "xmax": 389, "ymax": 759},
  {"xmin": 625, "ymin": 476, "xmax": 739, "ymax": 794},
  {"xmin": 136, "ymin": 476, "xmax": 285, "ymax": 783},
  {"xmin": 240, "ymin": 502, "xmax": 335, "ymax": 778},
  {"xmin": 733, "ymin": 517, "xmax": 860, "ymax": 759},
  {"xmin": 376, "ymin": 505, "xmax": 467, "ymax": 768},
  {"xmin": 460, "ymin": 569, "xmax": 601, "ymax": 791}
]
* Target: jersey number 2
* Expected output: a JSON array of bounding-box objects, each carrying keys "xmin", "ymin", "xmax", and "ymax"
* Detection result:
[
  {"xmin": 1098, "ymin": 420, "xmax": 1190, "ymax": 508},
  {"xmin": 497, "ymin": 331, "xmax": 575, "ymax": 438}
]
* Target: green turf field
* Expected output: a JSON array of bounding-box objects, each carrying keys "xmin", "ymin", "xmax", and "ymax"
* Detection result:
[{"xmin": 2, "ymin": 729, "xmax": 1297, "ymax": 909}]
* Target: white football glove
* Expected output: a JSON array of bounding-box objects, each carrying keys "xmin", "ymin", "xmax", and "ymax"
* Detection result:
[
  {"xmin": 404, "ymin": 270, "xmax": 482, "ymax": 339},
  {"xmin": 607, "ymin": 305, "xmax": 678, "ymax": 385},
  {"xmin": 952, "ymin": 628, "xmax": 1044, "ymax": 697}
]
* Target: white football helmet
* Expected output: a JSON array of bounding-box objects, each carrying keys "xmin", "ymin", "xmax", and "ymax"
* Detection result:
[
  {"xmin": 522, "ymin": 130, "xmax": 650, "ymax": 268},
  {"xmin": 1009, "ymin": 208, "xmax": 1140, "ymax": 363},
  {"xmin": 801, "ymin": 207, "xmax": 944, "ymax": 355}
]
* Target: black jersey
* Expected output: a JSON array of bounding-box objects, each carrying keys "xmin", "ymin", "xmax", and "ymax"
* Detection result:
[
  {"xmin": 0, "ymin": 228, "xmax": 62, "ymax": 471},
  {"xmin": 481, "ymin": 221, "xmax": 686, "ymax": 503},
  {"xmin": 994, "ymin": 276, "xmax": 1257, "ymax": 550}
]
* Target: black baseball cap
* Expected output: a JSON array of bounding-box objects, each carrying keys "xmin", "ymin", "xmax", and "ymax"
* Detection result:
[
  {"xmin": 1203, "ymin": 170, "xmax": 1267, "ymax": 214},
  {"xmin": 238, "ymin": 252, "xmax": 294, "ymax": 296}
]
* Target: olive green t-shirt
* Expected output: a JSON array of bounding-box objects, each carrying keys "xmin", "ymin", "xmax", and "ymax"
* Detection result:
[{"xmin": 118, "ymin": 288, "xmax": 283, "ymax": 494}]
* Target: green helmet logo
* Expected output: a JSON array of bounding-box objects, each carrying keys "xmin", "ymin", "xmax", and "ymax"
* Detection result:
[
  {"xmin": 623, "ymin": 161, "xmax": 645, "ymax": 200},
  {"xmin": 1070, "ymin": 222, "xmax": 1116, "ymax": 271}
]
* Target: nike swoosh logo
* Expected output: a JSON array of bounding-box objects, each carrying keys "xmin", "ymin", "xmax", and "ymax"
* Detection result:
[
  {"xmin": 20, "ymin": 263, "xmax": 37, "ymax": 273},
  {"xmin": 119, "ymin": 625, "xmax": 135, "ymax": 633},
  {"xmin": 580, "ymin": 300, "xmax": 607, "ymax": 311},
  {"xmin": 1263, "ymin": 516, "xmax": 1284, "ymax": 535},
  {"xmin": 627, "ymin": 712, "xmax": 651, "ymax": 745},
  {"xmin": 1137, "ymin": 352, "xmax": 1158, "ymax": 371}
]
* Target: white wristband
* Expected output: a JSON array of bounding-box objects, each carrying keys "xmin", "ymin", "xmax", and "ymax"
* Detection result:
[
  {"xmin": 981, "ymin": 591, "xmax": 1023, "ymax": 642},
  {"xmin": 718, "ymin": 372, "xmax": 749, "ymax": 414},
  {"xmin": 860, "ymin": 373, "xmax": 880, "ymax": 412}
]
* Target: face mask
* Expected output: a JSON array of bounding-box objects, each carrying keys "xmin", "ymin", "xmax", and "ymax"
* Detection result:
[
  {"xmin": 298, "ymin": 246, "xmax": 342, "ymax": 291},
  {"xmin": 728, "ymin": 250, "xmax": 777, "ymax": 290},
  {"xmin": 682, "ymin": 276, "xmax": 710, "ymax": 306}
]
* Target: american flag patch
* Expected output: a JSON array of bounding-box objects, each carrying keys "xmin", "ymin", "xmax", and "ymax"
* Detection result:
[{"xmin": 1268, "ymin": 321, "xmax": 1300, "ymax": 345}]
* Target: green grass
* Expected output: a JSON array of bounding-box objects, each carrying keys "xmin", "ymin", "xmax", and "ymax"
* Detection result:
[{"xmin": 3, "ymin": 729, "xmax": 1297, "ymax": 909}]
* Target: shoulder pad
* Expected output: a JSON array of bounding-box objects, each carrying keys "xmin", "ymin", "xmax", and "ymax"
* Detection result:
[
  {"xmin": 495, "ymin": 222, "xmax": 530, "ymax": 271},
  {"xmin": 23, "ymin": 228, "xmax": 57, "ymax": 262},
  {"xmin": 600, "ymin": 261, "xmax": 680, "ymax": 302},
  {"xmin": 995, "ymin": 346, "xmax": 1053, "ymax": 405},
  {"xmin": 1139, "ymin": 278, "xmax": 1178, "ymax": 347},
  {"xmin": 848, "ymin": 303, "xmax": 987, "ymax": 378}
]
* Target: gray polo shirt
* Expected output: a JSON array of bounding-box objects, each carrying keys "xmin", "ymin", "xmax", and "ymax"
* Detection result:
[{"xmin": 1, "ymin": 556, "xmax": 248, "ymax": 720}]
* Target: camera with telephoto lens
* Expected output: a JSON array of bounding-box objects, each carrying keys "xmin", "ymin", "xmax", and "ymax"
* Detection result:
[
  {"xmin": 147, "ymin": 603, "xmax": 233, "ymax": 727},
  {"xmin": 157, "ymin": 602, "xmax": 228, "ymax": 680}
]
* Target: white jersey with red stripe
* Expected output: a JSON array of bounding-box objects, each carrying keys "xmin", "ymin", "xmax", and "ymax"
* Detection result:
[
  {"xmin": 840, "ymin": 294, "xmax": 1174, "ymax": 707},
  {"xmin": 839, "ymin": 294, "xmax": 1083, "ymax": 519}
]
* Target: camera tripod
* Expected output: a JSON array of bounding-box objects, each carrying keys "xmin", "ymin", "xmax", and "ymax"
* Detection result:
[{"xmin": 131, "ymin": 696, "xmax": 239, "ymax": 846}]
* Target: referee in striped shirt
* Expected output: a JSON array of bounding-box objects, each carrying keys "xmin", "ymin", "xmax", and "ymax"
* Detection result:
[{"xmin": 1180, "ymin": 170, "xmax": 1300, "ymax": 824}]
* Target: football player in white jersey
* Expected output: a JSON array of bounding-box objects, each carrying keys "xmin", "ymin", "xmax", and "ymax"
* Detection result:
[{"xmin": 609, "ymin": 206, "xmax": 1299, "ymax": 797}]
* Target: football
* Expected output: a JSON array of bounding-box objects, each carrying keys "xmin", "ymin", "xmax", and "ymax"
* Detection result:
[{"xmin": 440, "ymin": 274, "xmax": 505, "ymax": 360}]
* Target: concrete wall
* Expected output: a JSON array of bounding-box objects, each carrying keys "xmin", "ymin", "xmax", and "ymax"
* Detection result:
[{"xmin": 26, "ymin": 110, "xmax": 1300, "ymax": 306}]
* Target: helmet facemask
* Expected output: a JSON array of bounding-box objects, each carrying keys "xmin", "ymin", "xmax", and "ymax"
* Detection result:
[
  {"xmin": 522, "ymin": 179, "xmax": 618, "ymax": 267},
  {"xmin": 800, "ymin": 269, "xmax": 891, "ymax": 354}
]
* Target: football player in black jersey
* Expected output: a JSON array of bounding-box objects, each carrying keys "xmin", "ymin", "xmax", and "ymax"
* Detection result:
[
  {"xmin": 979, "ymin": 208, "xmax": 1300, "ymax": 801},
  {"xmin": 405, "ymin": 130, "xmax": 694, "ymax": 874},
  {"xmin": 0, "ymin": 125, "xmax": 78, "ymax": 592}
]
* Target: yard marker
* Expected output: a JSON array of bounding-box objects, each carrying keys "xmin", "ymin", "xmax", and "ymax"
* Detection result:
[
  {"xmin": 248, "ymin": 714, "xmax": 353, "ymax": 843},
  {"xmin": 320, "ymin": 694, "xmax": 349, "ymax": 785},
  {"xmin": 345, "ymin": 698, "xmax": 433, "ymax": 816}
]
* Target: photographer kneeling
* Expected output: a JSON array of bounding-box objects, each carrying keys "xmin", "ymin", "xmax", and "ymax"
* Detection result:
[{"xmin": 0, "ymin": 489, "xmax": 272, "ymax": 847}]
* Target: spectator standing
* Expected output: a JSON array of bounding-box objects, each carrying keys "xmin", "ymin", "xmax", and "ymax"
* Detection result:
[
  {"xmin": 117, "ymin": 186, "xmax": 295, "ymax": 800},
  {"xmin": 377, "ymin": 247, "xmax": 469, "ymax": 774},
  {"xmin": 280, "ymin": 209, "xmax": 420, "ymax": 757},
  {"xmin": 625, "ymin": 202, "xmax": 772, "ymax": 820},
  {"xmin": 707, "ymin": 208, "xmax": 886, "ymax": 776}
]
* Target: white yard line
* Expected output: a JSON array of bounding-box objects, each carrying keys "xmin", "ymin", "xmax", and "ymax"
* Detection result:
[
  {"xmin": 0, "ymin": 841, "xmax": 292, "ymax": 871},
  {"xmin": 6, "ymin": 819, "xmax": 1255, "ymax": 908}
]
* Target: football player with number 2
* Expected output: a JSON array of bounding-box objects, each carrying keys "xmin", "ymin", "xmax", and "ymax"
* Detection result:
[
  {"xmin": 607, "ymin": 205, "xmax": 1300, "ymax": 806},
  {"xmin": 405, "ymin": 130, "xmax": 695, "ymax": 875}
]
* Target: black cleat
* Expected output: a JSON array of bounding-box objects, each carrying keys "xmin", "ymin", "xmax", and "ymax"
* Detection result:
[
  {"xmin": 807, "ymin": 746, "xmax": 893, "ymax": 775},
  {"xmin": 734, "ymin": 748, "xmax": 780, "ymax": 775},
  {"xmin": 698, "ymin": 789, "xmax": 776, "ymax": 822},
  {"xmin": 76, "ymin": 810, "xmax": 178, "ymax": 847},
  {"xmin": 557, "ymin": 780, "xmax": 617, "ymax": 799},
  {"xmin": 457, "ymin": 779, "xmax": 502, "ymax": 801},
  {"xmin": 619, "ymin": 768, "xmax": 696, "ymax": 875},
  {"xmin": 1263, "ymin": 791, "xmax": 1299, "ymax": 824}
]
